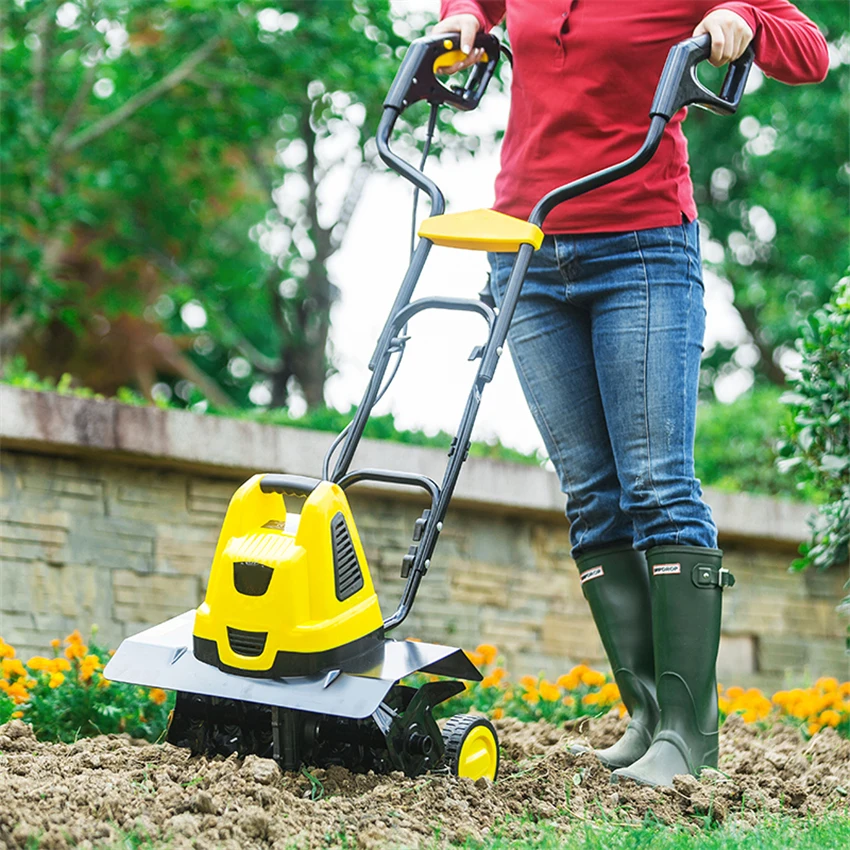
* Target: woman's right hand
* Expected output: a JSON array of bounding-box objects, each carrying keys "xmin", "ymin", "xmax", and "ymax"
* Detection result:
[{"xmin": 431, "ymin": 14, "xmax": 483, "ymax": 75}]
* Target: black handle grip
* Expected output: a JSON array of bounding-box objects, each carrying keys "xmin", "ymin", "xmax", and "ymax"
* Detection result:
[
  {"xmin": 650, "ymin": 34, "xmax": 755, "ymax": 120},
  {"xmin": 260, "ymin": 474, "xmax": 322, "ymax": 497},
  {"xmin": 384, "ymin": 31, "xmax": 501, "ymax": 113}
]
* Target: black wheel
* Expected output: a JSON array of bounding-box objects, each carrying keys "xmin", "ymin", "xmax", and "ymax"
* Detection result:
[{"xmin": 442, "ymin": 715, "xmax": 499, "ymax": 782}]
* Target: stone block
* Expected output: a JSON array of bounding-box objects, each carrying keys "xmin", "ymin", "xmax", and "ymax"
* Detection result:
[
  {"xmin": 449, "ymin": 560, "xmax": 512, "ymax": 607},
  {"xmin": 0, "ymin": 504, "xmax": 70, "ymax": 564},
  {"xmin": 717, "ymin": 634, "xmax": 758, "ymax": 679},
  {"xmin": 541, "ymin": 612, "xmax": 603, "ymax": 662},
  {"xmin": 155, "ymin": 523, "xmax": 219, "ymax": 576},
  {"xmin": 112, "ymin": 570, "xmax": 200, "ymax": 624},
  {"xmin": 67, "ymin": 516, "xmax": 155, "ymax": 573},
  {"xmin": 14, "ymin": 458, "xmax": 105, "ymax": 514},
  {"xmin": 759, "ymin": 635, "xmax": 809, "ymax": 673},
  {"xmin": 187, "ymin": 477, "xmax": 238, "ymax": 518}
]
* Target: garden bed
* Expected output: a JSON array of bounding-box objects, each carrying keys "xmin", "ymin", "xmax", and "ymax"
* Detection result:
[{"xmin": 2, "ymin": 710, "xmax": 848, "ymax": 850}]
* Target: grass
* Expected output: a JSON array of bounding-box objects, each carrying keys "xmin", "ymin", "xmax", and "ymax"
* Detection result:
[
  {"xmin": 449, "ymin": 813, "xmax": 850, "ymax": 849},
  {"xmin": 54, "ymin": 812, "xmax": 850, "ymax": 850}
]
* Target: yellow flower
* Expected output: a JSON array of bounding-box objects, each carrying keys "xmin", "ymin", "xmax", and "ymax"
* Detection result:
[
  {"xmin": 476, "ymin": 644, "xmax": 498, "ymax": 666},
  {"xmin": 48, "ymin": 672, "xmax": 65, "ymax": 689},
  {"xmin": 539, "ymin": 680, "xmax": 561, "ymax": 702},
  {"xmin": 0, "ymin": 680, "xmax": 8, "ymax": 694},
  {"xmin": 557, "ymin": 672, "xmax": 580, "ymax": 691},
  {"xmin": 65, "ymin": 641, "xmax": 87, "ymax": 661},
  {"xmin": 726, "ymin": 686, "xmax": 745, "ymax": 700},
  {"xmin": 480, "ymin": 673, "xmax": 504, "ymax": 689},
  {"xmin": 598, "ymin": 683, "xmax": 621, "ymax": 704},
  {"xmin": 492, "ymin": 708, "xmax": 504, "ymax": 720},
  {"xmin": 0, "ymin": 638, "xmax": 15, "ymax": 660},
  {"xmin": 581, "ymin": 669, "xmax": 607, "ymax": 688},
  {"xmin": 47, "ymin": 658, "xmax": 70, "ymax": 674},
  {"xmin": 582, "ymin": 692, "xmax": 600, "ymax": 706},
  {"xmin": 522, "ymin": 688, "xmax": 540, "ymax": 704},
  {"xmin": 7, "ymin": 681, "xmax": 29, "ymax": 704},
  {"xmin": 26, "ymin": 656, "xmax": 51, "ymax": 672},
  {"xmin": 2, "ymin": 658, "xmax": 26, "ymax": 679},
  {"xmin": 808, "ymin": 721, "xmax": 822, "ymax": 736},
  {"xmin": 149, "ymin": 688, "xmax": 168, "ymax": 705},
  {"xmin": 11, "ymin": 711, "xmax": 23, "ymax": 719},
  {"xmin": 519, "ymin": 674, "xmax": 538, "ymax": 690},
  {"xmin": 465, "ymin": 650, "xmax": 485, "ymax": 667},
  {"xmin": 562, "ymin": 695, "xmax": 575, "ymax": 707},
  {"xmin": 816, "ymin": 677, "xmax": 839, "ymax": 693},
  {"xmin": 820, "ymin": 709, "xmax": 842, "ymax": 727},
  {"xmin": 50, "ymin": 638, "xmax": 61, "ymax": 650},
  {"xmin": 79, "ymin": 655, "xmax": 101, "ymax": 682}
]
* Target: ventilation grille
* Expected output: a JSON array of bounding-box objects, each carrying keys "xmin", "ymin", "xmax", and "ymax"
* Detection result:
[
  {"xmin": 233, "ymin": 561, "xmax": 273, "ymax": 596},
  {"xmin": 331, "ymin": 512, "xmax": 364, "ymax": 601},
  {"xmin": 227, "ymin": 627, "xmax": 267, "ymax": 658}
]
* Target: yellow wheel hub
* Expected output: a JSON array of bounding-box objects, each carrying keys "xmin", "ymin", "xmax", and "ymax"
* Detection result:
[
  {"xmin": 457, "ymin": 725, "xmax": 498, "ymax": 781},
  {"xmin": 443, "ymin": 714, "xmax": 499, "ymax": 782}
]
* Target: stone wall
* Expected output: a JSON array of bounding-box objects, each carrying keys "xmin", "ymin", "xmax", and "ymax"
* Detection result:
[{"xmin": 1, "ymin": 387, "xmax": 847, "ymax": 689}]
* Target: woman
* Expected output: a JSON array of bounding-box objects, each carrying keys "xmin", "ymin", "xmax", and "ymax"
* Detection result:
[{"xmin": 432, "ymin": 1, "xmax": 828, "ymax": 787}]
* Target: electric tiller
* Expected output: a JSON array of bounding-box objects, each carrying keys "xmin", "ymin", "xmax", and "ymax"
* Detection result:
[{"xmin": 105, "ymin": 32, "xmax": 752, "ymax": 782}]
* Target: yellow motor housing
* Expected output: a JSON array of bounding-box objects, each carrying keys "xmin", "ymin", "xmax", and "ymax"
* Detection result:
[{"xmin": 193, "ymin": 474, "xmax": 384, "ymax": 677}]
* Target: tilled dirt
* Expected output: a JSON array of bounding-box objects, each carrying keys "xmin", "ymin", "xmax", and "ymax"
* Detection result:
[{"xmin": 1, "ymin": 712, "xmax": 848, "ymax": 849}]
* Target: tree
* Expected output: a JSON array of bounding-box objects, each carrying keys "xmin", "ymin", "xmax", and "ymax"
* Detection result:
[
  {"xmin": 684, "ymin": 0, "xmax": 849, "ymax": 397},
  {"xmin": 1, "ymin": 0, "xmax": 433, "ymax": 407}
]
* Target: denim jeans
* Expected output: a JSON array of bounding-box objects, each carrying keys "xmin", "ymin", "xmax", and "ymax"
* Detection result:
[{"xmin": 488, "ymin": 221, "xmax": 717, "ymax": 557}]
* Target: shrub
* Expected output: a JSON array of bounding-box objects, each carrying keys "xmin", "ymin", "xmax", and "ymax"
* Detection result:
[
  {"xmin": 0, "ymin": 630, "xmax": 172, "ymax": 743},
  {"xmin": 778, "ymin": 275, "xmax": 850, "ymax": 571}
]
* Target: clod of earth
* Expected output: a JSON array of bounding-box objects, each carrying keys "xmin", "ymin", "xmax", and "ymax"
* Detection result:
[{"xmin": 1, "ymin": 712, "xmax": 848, "ymax": 849}]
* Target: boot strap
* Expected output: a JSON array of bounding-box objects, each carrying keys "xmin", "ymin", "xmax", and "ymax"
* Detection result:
[{"xmin": 692, "ymin": 564, "xmax": 735, "ymax": 589}]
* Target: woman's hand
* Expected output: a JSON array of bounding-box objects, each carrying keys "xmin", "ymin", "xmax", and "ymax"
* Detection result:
[
  {"xmin": 431, "ymin": 14, "xmax": 484, "ymax": 75},
  {"xmin": 693, "ymin": 9, "xmax": 754, "ymax": 67}
]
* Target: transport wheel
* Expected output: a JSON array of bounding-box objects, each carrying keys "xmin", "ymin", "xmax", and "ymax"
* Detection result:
[{"xmin": 442, "ymin": 715, "xmax": 499, "ymax": 782}]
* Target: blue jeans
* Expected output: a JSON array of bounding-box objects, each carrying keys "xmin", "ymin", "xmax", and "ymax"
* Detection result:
[{"xmin": 488, "ymin": 221, "xmax": 717, "ymax": 557}]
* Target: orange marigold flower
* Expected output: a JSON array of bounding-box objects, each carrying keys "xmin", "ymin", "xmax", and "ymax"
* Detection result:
[
  {"xmin": 492, "ymin": 708, "xmax": 504, "ymax": 720},
  {"xmin": 582, "ymin": 692, "xmax": 600, "ymax": 706},
  {"xmin": 465, "ymin": 650, "xmax": 485, "ymax": 667},
  {"xmin": 0, "ymin": 680, "xmax": 8, "ymax": 694},
  {"xmin": 65, "ymin": 630, "xmax": 84, "ymax": 645},
  {"xmin": 26, "ymin": 656, "xmax": 51, "ymax": 672},
  {"xmin": 480, "ymin": 674, "xmax": 502, "ymax": 689},
  {"xmin": 820, "ymin": 709, "xmax": 842, "ymax": 727},
  {"xmin": 519, "ymin": 674, "xmax": 538, "ymax": 690},
  {"xmin": 808, "ymin": 721, "xmax": 822, "ymax": 736},
  {"xmin": 557, "ymin": 672, "xmax": 580, "ymax": 691},
  {"xmin": 11, "ymin": 711, "xmax": 23, "ymax": 719},
  {"xmin": 65, "ymin": 641, "xmax": 87, "ymax": 661},
  {"xmin": 7, "ymin": 681, "xmax": 29, "ymax": 704},
  {"xmin": 476, "ymin": 644, "xmax": 498, "ymax": 666},
  {"xmin": 815, "ymin": 677, "xmax": 839, "ymax": 693},
  {"xmin": 489, "ymin": 667, "xmax": 506, "ymax": 684},
  {"xmin": 581, "ymin": 669, "xmax": 606, "ymax": 688},
  {"xmin": 48, "ymin": 672, "xmax": 65, "ymax": 689},
  {"xmin": 539, "ymin": 680, "xmax": 561, "ymax": 702},
  {"xmin": 0, "ymin": 638, "xmax": 15, "ymax": 660},
  {"xmin": 149, "ymin": 688, "xmax": 168, "ymax": 705},
  {"xmin": 522, "ymin": 688, "xmax": 540, "ymax": 704},
  {"xmin": 50, "ymin": 638, "xmax": 61, "ymax": 650},
  {"xmin": 725, "ymin": 686, "xmax": 745, "ymax": 700},
  {"xmin": 47, "ymin": 658, "xmax": 71, "ymax": 674},
  {"xmin": 98, "ymin": 678, "xmax": 111, "ymax": 689},
  {"xmin": 597, "ymin": 683, "xmax": 621, "ymax": 704},
  {"xmin": 2, "ymin": 658, "xmax": 27, "ymax": 679},
  {"xmin": 562, "ymin": 695, "xmax": 575, "ymax": 707}
]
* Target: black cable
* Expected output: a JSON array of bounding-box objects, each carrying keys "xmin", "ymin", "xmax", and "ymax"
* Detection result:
[{"xmin": 409, "ymin": 102, "xmax": 439, "ymax": 260}]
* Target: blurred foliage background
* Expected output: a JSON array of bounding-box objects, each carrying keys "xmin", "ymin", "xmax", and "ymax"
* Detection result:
[{"xmin": 1, "ymin": 1, "xmax": 848, "ymax": 550}]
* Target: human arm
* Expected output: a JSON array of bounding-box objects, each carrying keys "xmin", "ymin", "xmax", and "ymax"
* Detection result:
[{"xmin": 699, "ymin": 1, "xmax": 829, "ymax": 83}]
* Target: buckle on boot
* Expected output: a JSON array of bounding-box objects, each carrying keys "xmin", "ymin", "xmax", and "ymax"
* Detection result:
[{"xmin": 692, "ymin": 564, "xmax": 735, "ymax": 589}]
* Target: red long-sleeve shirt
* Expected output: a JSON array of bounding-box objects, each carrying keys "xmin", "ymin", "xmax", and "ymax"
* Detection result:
[{"xmin": 439, "ymin": 1, "xmax": 829, "ymax": 233}]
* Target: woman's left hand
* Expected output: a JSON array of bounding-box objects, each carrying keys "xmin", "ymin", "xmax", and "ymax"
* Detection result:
[{"xmin": 693, "ymin": 9, "xmax": 754, "ymax": 67}]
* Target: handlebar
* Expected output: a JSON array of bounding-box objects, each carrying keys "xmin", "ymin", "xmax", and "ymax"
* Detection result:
[
  {"xmin": 384, "ymin": 31, "xmax": 502, "ymax": 113},
  {"xmin": 651, "ymin": 34, "xmax": 755, "ymax": 119}
]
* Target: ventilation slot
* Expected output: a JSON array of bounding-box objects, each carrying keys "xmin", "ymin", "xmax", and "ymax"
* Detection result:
[
  {"xmin": 227, "ymin": 627, "xmax": 267, "ymax": 658},
  {"xmin": 331, "ymin": 512, "xmax": 364, "ymax": 601},
  {"xmin": 233, "ymin": 561, "xmax": 273, "ymax": 596}
]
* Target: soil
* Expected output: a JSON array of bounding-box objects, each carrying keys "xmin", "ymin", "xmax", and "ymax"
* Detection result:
[{"xmin": 1, "ymin": 712, "xmax": 848, "ymax": 850}]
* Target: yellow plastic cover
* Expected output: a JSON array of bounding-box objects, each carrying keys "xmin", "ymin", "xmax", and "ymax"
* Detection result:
[{"xmin": 418, "ymin": 209, "xmax": 544, "ymax": 252}]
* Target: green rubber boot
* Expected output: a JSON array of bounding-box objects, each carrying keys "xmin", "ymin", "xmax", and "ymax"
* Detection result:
[
  {"xmin": 569, "ymin": 544, "xmax": 659, "ymax": 769},
  {"xmin": 613, "ymin": 545, "xmax": 734, "ymax": 788}
]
